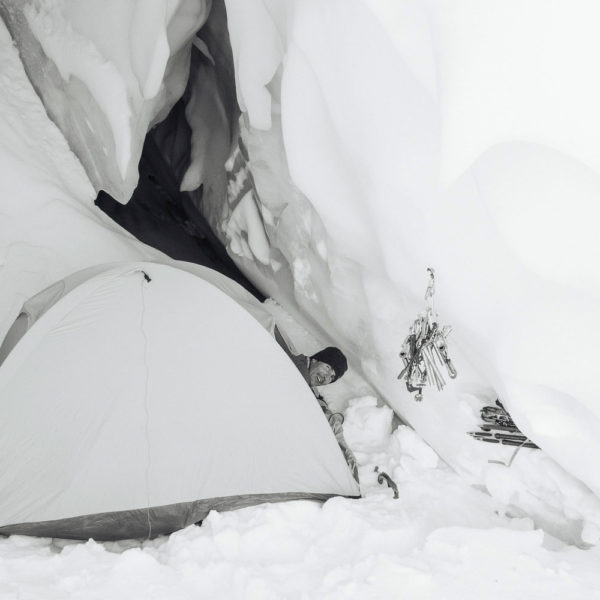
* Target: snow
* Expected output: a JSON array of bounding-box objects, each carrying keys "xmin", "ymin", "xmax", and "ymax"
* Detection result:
[
  {"xmin": 128, "ymin": 1, "xmax": 171, "ymax": 100},
  {"xmin": 2, "ymin": 0, "xmax": 600, "ymax": 596},
  {"xmin": 225, "ymin": 0, "xmax": 283, "ymax": 129},
  {"xmin": 436, "ymin": 0, "xmax": 600, "ymax": 183},
  {"xmin": 24, "ymin": 1, "xmax": 133, "ymax": 178},
  {"xmin": 225, "ymin": 191, "xmax": 272, "ymax": 265},
  {"xmin": 0, "ymin": 19, "xmax": 160, "ymax": 339},
  {"xmin": 2, "ymin": 0, "xmax": 210, "ymax": 201},
  {"xmin": 2, "ymin": 396, "xmax": 600, "ymax": 598}
]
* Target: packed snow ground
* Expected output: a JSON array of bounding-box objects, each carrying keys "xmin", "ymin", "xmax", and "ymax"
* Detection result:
[
  {"xmin": 2, "ymin": 398, "xmax": 600, "ymax": 599},
  {"xmin": 2, "ymin": 5, "xmax": 600, "ymax": 600}
]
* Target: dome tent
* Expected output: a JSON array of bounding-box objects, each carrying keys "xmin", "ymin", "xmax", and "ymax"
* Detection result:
[{"xmin": 0, "ymin": 261, "xmax": 360, "ymax": 541}]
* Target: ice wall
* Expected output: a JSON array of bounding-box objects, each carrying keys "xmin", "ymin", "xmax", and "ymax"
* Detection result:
[
  {"xmin": 216, "ymin": 0, "xmax": 600, "ymax": 524},
  {"xmin": 0, "ymin": 0, "xmax": 210, "ymax": 202}
]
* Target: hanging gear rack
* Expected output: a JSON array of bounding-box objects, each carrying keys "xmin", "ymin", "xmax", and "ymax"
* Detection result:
[{"xmin": 397, "ymin": 268, "xmax": 457, "ymax": 401}]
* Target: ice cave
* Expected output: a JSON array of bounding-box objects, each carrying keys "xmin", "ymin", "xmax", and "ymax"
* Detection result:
[{"xmin": 1, "ymin": 0, "xmax": 600, "ymax": 597}]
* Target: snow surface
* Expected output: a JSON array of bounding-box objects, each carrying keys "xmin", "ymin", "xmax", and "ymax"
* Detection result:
[
  {"xmin": 3, "ymin": 396, "xmax": 600, "ymax": 598},
  {"xmin": 2, "ymin": 1, "xmax": 600, "ymax": 597}
]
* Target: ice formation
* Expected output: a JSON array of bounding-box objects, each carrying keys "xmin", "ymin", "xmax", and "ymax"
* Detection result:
[{"xmin": 0, "ymin": 0, "xmax": 211, "ymax": 202}]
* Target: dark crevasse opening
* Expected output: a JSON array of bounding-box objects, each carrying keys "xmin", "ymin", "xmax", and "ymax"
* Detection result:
[{"xmin": 94, "ymin": 0, "xmax": 264, "ymax": 299}]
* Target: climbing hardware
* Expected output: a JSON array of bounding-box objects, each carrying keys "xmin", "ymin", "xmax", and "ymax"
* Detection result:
[
  {"xmin": 397, "ymin": 268, "xmax": 457, "ymax": 401},
  {"xmin": 469, "ymin": 399, "xmax": 539, "ymax": 450}
]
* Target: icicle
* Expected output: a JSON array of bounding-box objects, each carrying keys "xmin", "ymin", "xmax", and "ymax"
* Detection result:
[{"xmin": 397, "ymin": 268, "xmax": 457, "ymax": 402}]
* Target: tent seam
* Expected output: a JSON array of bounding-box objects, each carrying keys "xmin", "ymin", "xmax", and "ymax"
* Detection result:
[{"xmin": 139, "ymin": 271, "xmax": 152, "ymax": 540}]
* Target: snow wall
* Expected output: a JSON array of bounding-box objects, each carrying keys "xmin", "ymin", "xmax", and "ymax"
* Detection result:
[
  {"xmin": 214, "ymin": 0, "xmax": 600, "ymax": 513},
  {"xmin": 2, "ymin": 0, "xmax": 600, "ymax": 542}
]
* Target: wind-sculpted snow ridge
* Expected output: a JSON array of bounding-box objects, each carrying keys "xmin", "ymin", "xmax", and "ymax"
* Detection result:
[
  {"xmin": 0, "ymin": 0, "xmax": 210, "ymax": 202},
  {"xmin": 215, "ymin": 0, "xmax": 600, "ymax": 542}
]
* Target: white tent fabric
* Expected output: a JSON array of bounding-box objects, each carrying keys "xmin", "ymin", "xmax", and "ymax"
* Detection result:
[
  {"xmin": 0, "ymin": 260, "xmax": 276, "ymax": 364},
  {"xmin": 0, "ymin": 262, "xmax": 359, "ymax": 540}
]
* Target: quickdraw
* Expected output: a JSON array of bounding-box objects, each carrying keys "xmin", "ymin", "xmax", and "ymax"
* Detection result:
[{"xmin": 397, "ymin": 268, "xmax": 457, "ymax": 401}]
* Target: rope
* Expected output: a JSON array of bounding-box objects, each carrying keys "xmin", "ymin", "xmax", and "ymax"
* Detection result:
[{"xmin": 507, "ymin": 436, "xmax": 532, "ymax": 467}]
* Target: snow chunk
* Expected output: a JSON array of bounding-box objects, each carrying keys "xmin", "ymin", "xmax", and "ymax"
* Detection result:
[
  {"xmin": 344, "ymin": 396, "xmax": 393, "ymax": 453},
  {"xmin": 290, "ymin": 257, "xmax": 318, "ymax": 302},
  {"xmin": 224, "ymin": 191, "xmax": 271, "ymax": 265},
  {"xmin": 389, "ymin": 426, "xmax": 440, "ymax": 471},
  {"xmin": 582, "ymin": 522, "xmax": 600, "ymax": 546}
]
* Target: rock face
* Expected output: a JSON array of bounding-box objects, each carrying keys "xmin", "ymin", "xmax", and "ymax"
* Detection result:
[{"xmin": 0, "ymin": 0, "xmax": 210, "ymax": 203}]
